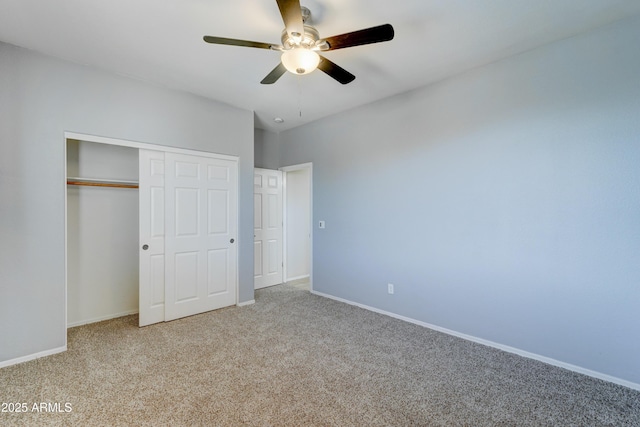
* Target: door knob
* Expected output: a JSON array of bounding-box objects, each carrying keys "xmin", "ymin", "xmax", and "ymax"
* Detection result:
[
  {"xmin": 142, "ymin": 244, "xmax": 149, "ymax": 250},
  {"xmin": 230, "ymin": 239, "xmax": 235, "ymax": 244}
]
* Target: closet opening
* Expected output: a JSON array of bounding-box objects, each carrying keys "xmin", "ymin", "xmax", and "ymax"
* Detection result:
[{"xmin": 66, "ymin": 138, "xmax": 140, "ymax": 327}]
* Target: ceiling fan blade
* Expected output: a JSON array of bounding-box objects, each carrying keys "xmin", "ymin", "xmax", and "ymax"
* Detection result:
[
  {"xmin": 318, "ymin": 56, "xmax": 355, "ymax": 85},
  {"xmin": 320, "ymin": 24, "xmax": 395, "ymax": 51},
  {"xmin": 203, "ymin": 36, "xmax": 274, "ymax": 50},
  {"xmin": 261, "ymin": 63, "xmax": 287, "ymax": 84},
  {"xmin": 276, "ymin": 0, "xmax": 304, "ymax": 40}
]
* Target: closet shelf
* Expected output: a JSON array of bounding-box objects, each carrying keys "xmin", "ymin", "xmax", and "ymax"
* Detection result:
[{"xmin": 67, "ymin": 177, "xmax": 139, "ymax": 189}]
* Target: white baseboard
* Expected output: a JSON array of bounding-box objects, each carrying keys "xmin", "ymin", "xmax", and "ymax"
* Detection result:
[
  {"xmin": 67, "ymin": 309, "xmax": 139, "ymax": 328},
  {"xmin": 0, "ymin": 345, "xmax": 67, "ymax": 369},
  {"xmin": 311, "ymin": 290, "xmax": 640, "ymax": 392},
  {"xmin": 237, "ymin": 299, "xmax": 255, "ymax": 307},
  {"xmin": 286, "ymin": 274, "xmax": 310, "ymax": 282}
]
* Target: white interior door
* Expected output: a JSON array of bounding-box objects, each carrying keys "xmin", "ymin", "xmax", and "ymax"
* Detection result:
[
  {"xmin": 139, "ymin": 149, "xmax": 166, "ymax": 327},
  {"xmin": 254, "ymin": 168, "xmax": 283, "ymax": 289},
  {"xmin": 164, "ymin": 153, "xmax": 237, "ymax": 321}
]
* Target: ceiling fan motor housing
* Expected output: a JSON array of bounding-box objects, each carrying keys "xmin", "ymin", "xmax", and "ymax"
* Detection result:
[{"xmin": 281, "ymin": 25, "xmax": 320, "ymax": 50}]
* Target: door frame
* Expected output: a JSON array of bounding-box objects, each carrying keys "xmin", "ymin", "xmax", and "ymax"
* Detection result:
[
  {"xmin": 63, "ymin": 131, "xmax": 239, "ymax": 329},
  {"xmin": 279, "ymin": 162, "xmax": 313, "ymax": 291}
]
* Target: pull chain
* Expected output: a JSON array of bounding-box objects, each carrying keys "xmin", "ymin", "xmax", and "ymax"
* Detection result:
[{"xmin": 297, "ymin": 75, "xmax": 303, "ymax": 118}]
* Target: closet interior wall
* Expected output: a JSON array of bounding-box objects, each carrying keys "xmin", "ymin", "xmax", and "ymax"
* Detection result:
[{"xmin": 66, "ymin": 139, "xmax": 139, "ymax": 327}]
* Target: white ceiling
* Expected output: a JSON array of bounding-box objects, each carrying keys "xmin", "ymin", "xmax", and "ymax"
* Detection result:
[{"xmin": 1, "ymin": 0, "xmax": 639, "ymax": 131}]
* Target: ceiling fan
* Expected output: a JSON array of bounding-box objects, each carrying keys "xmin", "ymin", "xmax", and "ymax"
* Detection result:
[{"xmin": 203, "ymin": 0, "xmax": 394, "ymax": 85}]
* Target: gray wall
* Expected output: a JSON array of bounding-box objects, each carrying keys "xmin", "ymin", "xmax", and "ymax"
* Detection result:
[
  {"xmin": 278, "ymin": 17, "xmax": 640, "ymax": 385},
  {"xmin": 254, "ymin": 128, "xmax": 281, "ymax": 170},
  {"xmin": 0, "ymin": 42, "xmax": 254, "ymax": 364}
]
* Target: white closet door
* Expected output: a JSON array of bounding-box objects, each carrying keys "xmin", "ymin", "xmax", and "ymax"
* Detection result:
[
  {"xmin": 139, "ymin": 149, "xmax": 166, "ymax": 327},
  {"xmin": 254, "ymin": 168, "xmax": 283, "ymax": 289},
  {"xmin": 164, "ymin": 153, "xmax": 237, "ymax": 321}
]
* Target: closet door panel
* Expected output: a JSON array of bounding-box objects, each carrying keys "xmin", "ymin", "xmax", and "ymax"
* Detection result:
[
  {"xmin": 174, "ymin": 251, "xmax": 199, "ymax": 302},
  {"xmin": 208, "ymin": 249, "xmax": 228, "ymax": 295},
  {"xmin": 139, "ymin": 149, "xmax": 166, "ymax": 327},
  {"xmin": 165, "ymin": 153, "xmax": 237, "ymax": 321},
  {"xmin": 150, "ymin": 254, "xmax": 165, "ymax": 306},
  {"xmin": 208, "ymin": 189, "xmax": 229, "ymax": 234},
  {"xmin": 175, "ymin": 188, "xmax": 200, "ymax": 237},
  {"xmin": 150, "ymin": 187, "xmax": 165, "ymax": 238}
]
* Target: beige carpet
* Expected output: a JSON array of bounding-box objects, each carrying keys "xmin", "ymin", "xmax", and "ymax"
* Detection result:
[{"xmin": 1, "ymin": 283, "xmax": 639, "ymax": 426}]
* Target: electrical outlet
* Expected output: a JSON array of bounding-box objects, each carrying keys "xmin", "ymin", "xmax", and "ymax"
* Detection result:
[{"xmin": 387, "ymin": 283, "xmax": 394, "ymax": 295}]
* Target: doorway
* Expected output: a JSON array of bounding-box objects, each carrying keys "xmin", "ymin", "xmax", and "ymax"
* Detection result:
[{"xmin": 281, "ymin": 163, "xmax": 313, "ymax": 291}]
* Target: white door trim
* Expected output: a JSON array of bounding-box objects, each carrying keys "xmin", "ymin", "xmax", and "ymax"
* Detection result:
[
  {"xmin": 64, "ymin": 131, "xmax": 240, "ymax": 332},
  {"xmin": 279, "ymin": 163, "xmax": 313, "ymax": 291},
  {"xmin": 64, "ymin": 131, "xmax": 238, "ymax": 161}
]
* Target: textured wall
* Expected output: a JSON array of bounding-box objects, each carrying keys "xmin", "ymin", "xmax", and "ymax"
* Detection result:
[
  {"xmin": 0, "ymin": 42, "xmax": 254, "ymax": 364},
  {"xmin": 278, "ymin": 17, "xmax": 640, "ymax": 385},
  {"xmin": 254, "ymin": 128, "xmax": 281, "ymax": 170}
]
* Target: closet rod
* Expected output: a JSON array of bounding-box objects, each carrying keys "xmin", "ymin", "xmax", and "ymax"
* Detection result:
[{"xmin": 67, "ymin": 177, "xmax": 139, "ymax": 189}]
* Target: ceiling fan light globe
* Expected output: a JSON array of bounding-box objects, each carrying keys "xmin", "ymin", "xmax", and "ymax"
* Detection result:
[{"xmin": 281, "ymin": 48, "xmax": 320, "ymax": 75}]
